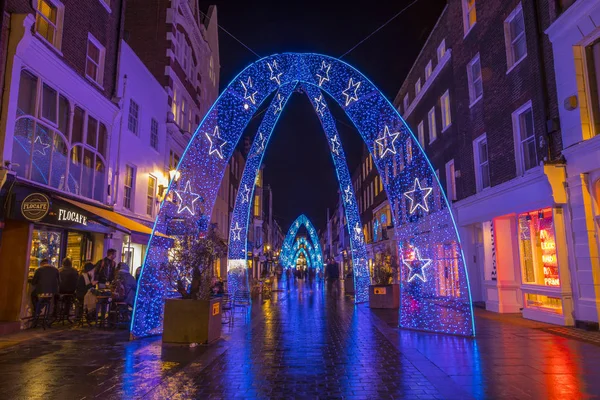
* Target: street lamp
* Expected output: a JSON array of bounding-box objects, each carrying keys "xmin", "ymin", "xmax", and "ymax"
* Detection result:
[{"xmin": 169, "ymin": 169, "xmax": 181, "ymax": 183}]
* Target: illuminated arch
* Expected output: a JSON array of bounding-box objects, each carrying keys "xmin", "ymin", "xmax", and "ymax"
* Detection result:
[
  {"xmin": 293, "ymin": 247, "xmax": 312, "ymax": 269},
  {"xmin": 133, "ymin": 53, "xmax": 475, "ymax": 338},
  {"xmin": 279, "ymin": 215, "xmax": 324, "ymax": 273},
  {"xmin": 291, "ymin": 237, "xmax": 318, "ymax": 270}
]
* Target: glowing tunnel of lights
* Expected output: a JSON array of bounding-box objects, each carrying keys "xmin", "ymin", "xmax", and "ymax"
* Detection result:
[
  {"xmin": 293, "ymin": 247, "xmax": 312, "ymax": 269},
  {"xmin": 132, "ymin": 53, "xmax": 475, "ymax": 338},
  {"xmin": 278, "ymin": 214, "xmax": 324, "ymax": 272},
  {"xmin": 291, "ymin": 237, "xmax": 318, "ymax": 270}
]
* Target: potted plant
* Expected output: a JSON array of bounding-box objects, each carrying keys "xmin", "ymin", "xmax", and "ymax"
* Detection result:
[
  {"xmin": 161, "ymin": 223, "xmax": 227, "ymax": 344},
  {"xmin": 369, "ymin": 247, "xmax": 400, "ymax": 309}
]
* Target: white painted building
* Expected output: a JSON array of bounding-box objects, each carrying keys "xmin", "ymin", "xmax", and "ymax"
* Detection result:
[{"xmin": 547, "ymin": 0, "xmax": 600, "ymax": 328}]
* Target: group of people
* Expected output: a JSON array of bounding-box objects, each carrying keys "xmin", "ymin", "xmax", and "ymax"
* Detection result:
[{"xmin": 30, "ymin": 248, "xmax": 138, "ymax": 321}]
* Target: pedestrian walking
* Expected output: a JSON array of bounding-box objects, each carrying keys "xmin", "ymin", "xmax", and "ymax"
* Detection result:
[{"xmin": 325, "ymin": 258, "xmax": 340, "ymax": 299}]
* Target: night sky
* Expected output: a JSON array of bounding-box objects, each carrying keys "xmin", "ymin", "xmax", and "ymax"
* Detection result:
[{"xmin": 199, "ymin": 0, "xmax": 446, "ymax": 231}]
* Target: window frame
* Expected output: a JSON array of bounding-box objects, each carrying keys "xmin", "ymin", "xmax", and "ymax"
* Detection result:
[
  {"xmin": 123, "ymin": 164, "xmax": 135, "ymax": 211},
  {"xmin": 415, "ymin": 78, "xmax": 422, "ymax": 95},
  {"xmin": 128, "ymin": 99, "xmax": 139, "ymax": 135},
  {"xmin": 425, "ymin": 60, "xmax": 433, "ymax": 80},
  {"xmin": 473, "ymin": 133, "xmax": 491, "ymax": 192},
  {"xmin": 417, "ymin": 120, "xmax": 425, "ymax": 148},
  {"xmin": 511, "ymin": 100, "xmax": 538, "ymax": 175},
  {"xmin": 504, "ymin": 3, "xmax": 527, "ymax": 73},
  {"xmin": 467, "ymin": 54, "xmax": 483, "ymax": 107},
  {"xmin": 147, "ymin": 175, "xmax": 156, "ymax": 216},
  {"xmin": 437, "ymin": 39, "xmax": 446, "ymax": 61},
  {"xmin": 428, "ymin": 107, "xmax": 437, "ymax": 143},
  {"xmin": 403, "ymin": 93, "xmax": 410, "ymax": 112},
  {"xmin": 150, "ymin": 118, "xmax": 159, "ymax": 151},
  {"xmin": 445, "ymin": 159, "xmax": 456, "ymax": 201},
  {"xmin": 85, "ymin": 33, "xmax": 106, "ymax": 87},
  {"xmin": 34, "ymin": 0, "xmax": 65, "ymax": 51},
  {"xmin": 462, "ymin": 0, "xmax": 477, "ymax": 37},
  {"xmin": 440, "ymin": 90, "xmax": 452, "ymax": 131}
]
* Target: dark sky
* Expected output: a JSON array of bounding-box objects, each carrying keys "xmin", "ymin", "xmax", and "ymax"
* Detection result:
[{"xmin": 199, "ymin": 0, "xmax": 446, "ymax": 232}]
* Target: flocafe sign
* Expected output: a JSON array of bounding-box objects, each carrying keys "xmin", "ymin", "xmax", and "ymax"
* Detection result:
[
  {"xmin": 58, "ymin": 208, "xmax": 87, "ymax": 226},
  {"xmin": 21, "ymin": 193, "xmax": 51, "ymax": 221}
]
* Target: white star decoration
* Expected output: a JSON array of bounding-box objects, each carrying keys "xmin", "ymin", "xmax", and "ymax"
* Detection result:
[
  {"xmin": 344, "ymin": 185, "xmax": 353, "ymax": 204},
  {"xmin": 241, "ymin": 184, "xmax": 251, "ymax": 204},
  {"xmin": 403, "ymin": 247, "xmax": 432, "ymax": 283},
  {"xmin": 314, "ymin": 94, "xmax": 327, "ymax": 117},
  {"xmin": 174, "ymin": 180, "xmax": 201, "ymax": 216},
  {"xmin": 342, "ymin": 78, "xmax": 361, "ymax": 107},
  {"xmin": 353, "ymin": 222, "xmax": 363, "ymax": 243},
  {"xmin": 267, "ymin": 60, "xmax": 283, "ymax": 85},
  {"xmin": 273, "ymin": 93, "xmax": 284, "ymax": 115},
  {"xmin": 255, "ymin": 132, "xmax": 268, "ymax": 155},
  {"xmin": 205, "ymin": 126, "xmax": 227, "ymax": 159},
  {"xmin": 240, "ymin": 76, "xmax": 258, "ymax": 105},
  {"xmin": 316, "ymin": 61, "xmax": 331, "ymax": 87},
  {"xmin": 404, "ymin": 178, "xmax": 433, "ymax": 214},
  {"xmin": 375, "ymin": 126, "xmax": 401, "ymax": 158},
  {"xmin": 231, "ymin": 222, "xmax": 243, "ymax": 241},
  {"xmin": 34, "ymin": 136, "xmax": 50, "ymax": 155},
  {"xmin": 330, "ymin": 135, "xmax": 341, "ymax": 155}
]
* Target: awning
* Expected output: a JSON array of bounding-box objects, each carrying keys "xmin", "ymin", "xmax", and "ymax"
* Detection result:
[{"xmin": 58, "ymin": 197, "xmax": 168, "ymax": 238}]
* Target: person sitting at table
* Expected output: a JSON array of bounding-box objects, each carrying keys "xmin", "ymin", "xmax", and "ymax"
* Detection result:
[
  {"xmin": 59, "ymin": 258, "xmax": 78, "ymax": 295},
  {"xmin": 110, "ymin": 263, "xmax": 137, "ymax": 307},
  {"xmin": 31, "ymin": 258, "xmax": 60, "ymax": 310},
  {"xmin": 94, "ymin": 248, "xmax": 117, "ymax": 286},
  {"xmin": 76, "ymin": 263, "xmax": 97, "ymax": 319}
]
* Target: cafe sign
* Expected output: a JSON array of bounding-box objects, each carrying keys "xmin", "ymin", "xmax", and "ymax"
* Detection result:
[
  {"xmin": 58, "ymin": 208, "xmax": 87, "ymax": 226},
  {"xmin": 21, "ymin": 193, "xmax": 50, "ymax": 221}
]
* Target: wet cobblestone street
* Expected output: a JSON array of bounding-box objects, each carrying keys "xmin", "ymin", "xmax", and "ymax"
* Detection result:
[{"xmin": 1, "ymin": 279, "xmax": 600, "ymax": 399}]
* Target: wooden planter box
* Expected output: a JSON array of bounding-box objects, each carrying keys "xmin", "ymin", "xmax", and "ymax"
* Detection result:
[
  {"xmin": 369, "ymin": 284, "xmax": 399, "ymax": 309},
  {"xmin": 162, "ymin": 298, "xmax": 222, "ymax": 344},
  {"xmin": 344, "ymin": 276, "xmax": 355, "ymax": 294}
]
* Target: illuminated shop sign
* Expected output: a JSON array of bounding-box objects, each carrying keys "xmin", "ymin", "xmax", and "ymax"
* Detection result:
[
  {"xmin": 21, "ymin": 193, "xmax": 51, "ymax": 221},
  {"xmin": 57, "ymin": 208, "xmax": 87, "ymax": 226}
]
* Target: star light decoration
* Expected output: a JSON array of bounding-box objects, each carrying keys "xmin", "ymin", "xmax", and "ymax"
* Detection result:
[
  {"xmin": 205, "ymin": 126, "xmax": 227, "ymax": 159},
  {"xmin": 375, "ymin": 126, "xmax": 400, "ymax": 158},
  {"xmin": 404, "ymin": 178, "xmax": 433, "ymax": 214},
  {"xmin": 314, "ymin": 94, "xmax": 327, "ymax": 117},
  {"xmin": 344, "ymin": 185, "xmax": 353, "ymax": 204},
  {"xmin": 241, "ymin": 184, "xmax": 251, "ymax": 204},
  {"xmin": 273, "ymin": 93, "xmax": 284, "ymax": 115},
  {"xmin": 255, "ymin": 132, "xmax": 268, "ymax": 155},
  {"xmin": 231, "ymin": 222, "xmax": 243, "ymax": 241},
  {"xmin": 267, "ymin": 60, "xmax": 283, "ymax": 85},
  {"xmin": 240, "ymin": 76, "xmax": 258, "ymax": 105},
  {"xmin": 174, "ymin": 180, "xmax": 201, "ymax": 216},
  {"xmin": 330, "ymin": 135, "xmax": 341, "ymax": 155},
  {"xmin": 354, "ymin": 222, "xmax": 363, "ymax": 243},
  {"xmin": 403, "ymin": 247, "xmax": 432, "ymax": 283},
  {"xmin": 33, "ymin": 136, "xmax": 50, "ymax": 155},
  {"xmin": 316, "ymin": 61, "xmax": 331, "ymax": 86},
  {"xmin": 342, "ymin": 77, "xmax": 361, "ymax": 107}
]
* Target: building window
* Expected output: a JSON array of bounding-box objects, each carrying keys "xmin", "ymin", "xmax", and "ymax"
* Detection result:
[
  {"xmin": 403, "ymin": 93, "xmax": 409, "ymax": 111},
  {"xmin": 467, "ymin": 54, "xmax": 483, "ymax": 106},
  {"xmin": 254, "ymin": 194, "xmax": 260, "ymax": 217},
  {"xmin": 415, "ymin": 78, "xmax": 422, "ymax": 95},
  {"xmin": 462, "ymin": 0, "xmax": 477, "ymax": 35},
  {"xmin": 505, "ymin": 3, "xmax": 527, "ymax": 71},
  {"xmin": 440, "ymin": 90, "xmax": 451, "ymax": 130},
  {"xmin": 425, "ymin": 60, "xmax": 433, "ymax": 80},
  {"xmin": 35, "ymin": 0, "xmax": 63, "ymax": 49},
  {"xmin": 12, "ymin": 69, "xmax": 107, "ymax": 202},
  {"xmin": 473, "ymin": 133, "xmax": 490, "ymax": 191},
  {"xmin": 437, "ymin": 39, "xmax": 446, "ymax": 61},
  {"xmin": 518, "ymin": 208, "xmax": 560, "ymax": 289},
  {"xmin": 209, "ymin": 56, "xmax": 216, "ymax": 86},
  {"xmin": 85, "ymin": 34, "xmax": 105, "ymax": 86},
  {"xmin": 586, "ymin": 41, "xmax": 600, "ymax": 136},
  {"xmin": 428, "ymin": 107, "xmax": 437, "ymax": 143},
  {"xmin": 124, "ymin": 165, "xmax": 135, "ymax": 210},
  {"xmin": 128, "ymin": 99, "xmax": 139, "ymax": 134},
  {"xmin": 417, "ymin": 121, "xmax": 425, "ymax": 147},
  {"xmin": 445, "ymin": 160, "xmax": 456, "ymax": 201},
  {"xmin": 150, "ymin": 118, "xmax": 159, "ymax": 150},
  {"xmin": 406, "ymin": 138, "xmax": 412, "ymax": 164},
  {"xmin": 147, "ymin": 176, "xmax": 156, "ymax": 216},
  {"xmin": 512, "ymin": 101, "xmax": 537, "ymax": 174}
]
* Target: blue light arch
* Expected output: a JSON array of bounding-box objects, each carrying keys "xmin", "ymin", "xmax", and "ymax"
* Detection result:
[
  {"xmin": 293, "ymin": 247, "xmax": 312, "ymax": 269},
  {"xmin": 279, "ymin": 214, "xmax": 324, "ymax": 273},
  {"xmin": 132, "ymin": 53, "xmax": 475, "ymax": 338},
  {"xmin": 291, "ymin": 237, "xmax": 319, "ymax": 270}
]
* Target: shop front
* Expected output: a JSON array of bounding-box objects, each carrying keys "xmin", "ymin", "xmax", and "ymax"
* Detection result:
[
  {"xmin": 0, "ymin": 182, "xmax": 160, "ymax": 328},
  {"xmin": 455, "ymin": 165, "xmax": 574, "ymax": 325}
]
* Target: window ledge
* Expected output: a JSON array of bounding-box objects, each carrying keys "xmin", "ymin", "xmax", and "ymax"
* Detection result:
[
  {"xmin": 441, "ymin": 123, "xmax": 452, "ymax": 133},
  {"xmin": 464, "ymin": 22, "xmax": 476, "ymax": 39},
  {"xmin": 85, "ymin": 74, "xmax": 104, "ymax": 90},
  {"xmin": 506, "ymin": 54, "xmax": 527, "ymax": 75},
  {"xmin": 429, "ymin": 137, "xmax": 438, "ymax": 145},
  {"xmin": 469, "ymin": 96, "xmax": 482, "ymax": 109},
  {"xmin": 34, "ymin": 32, "xmax": 63, "ymax": 57}
]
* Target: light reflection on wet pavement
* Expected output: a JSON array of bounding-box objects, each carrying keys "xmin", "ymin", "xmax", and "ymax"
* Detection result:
[{"xmin": 1, "ymin": 277, "xmax": 600, "ymax": 399}]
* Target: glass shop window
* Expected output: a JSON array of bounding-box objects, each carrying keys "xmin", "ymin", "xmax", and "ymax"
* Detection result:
[
  {"xmin": 525, "ymin": 294, "xmax": 563, "ymax": 315},
  {"xmin": 518, "ymin": 208, "xmax": 560, "ymax": 287},
  {"xmin": 29, "ymin": 228, "xmax": 62, "ymax": 278}
]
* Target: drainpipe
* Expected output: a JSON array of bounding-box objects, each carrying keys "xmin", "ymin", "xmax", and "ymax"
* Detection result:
[{"xmin": 113, "ymin": 75, "xmax": 127, "ymax": 207}]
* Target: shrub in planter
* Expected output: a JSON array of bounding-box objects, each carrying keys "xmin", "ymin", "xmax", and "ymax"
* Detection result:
[
  {"xmin": 369, "ymin": 247, "xmax": 400, "ymax": 309},
  {"xmin": 161, "ymin": 223, "xmax": 227, "ymax": 344}
]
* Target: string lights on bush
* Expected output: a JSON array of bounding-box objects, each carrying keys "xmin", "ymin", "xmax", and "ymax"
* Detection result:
[{"xmin": 132, "ymin": 53, "xmax": 475, "ymax": 339}]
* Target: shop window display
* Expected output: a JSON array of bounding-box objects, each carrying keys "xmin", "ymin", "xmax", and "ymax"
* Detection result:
[
  {"xmin": 518, "ymin": 208, "xmax": 560, "ymax": 287},
  {"xmin": 29, "ymin": 229, "xmax": 62, "ymax": 278}
]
